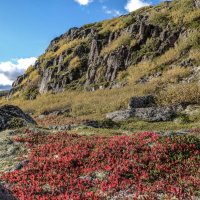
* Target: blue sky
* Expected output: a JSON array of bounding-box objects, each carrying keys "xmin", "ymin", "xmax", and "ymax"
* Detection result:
[{"xmin": 0, "ymin": 0, "xmax": 161, "ymax": 88}]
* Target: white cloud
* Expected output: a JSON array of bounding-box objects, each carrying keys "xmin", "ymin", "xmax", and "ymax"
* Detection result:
[
  {"xmin": 0, "ymin": 57, "xmax": 37, "ymax": 86},
  {"xmin": 125, "ymin": 0, "xmax": 150, "ymax": 12},
  {"xmin": 0, "ymin": 74, "xmax": 12, "ymax": 86},
  {"xmin": 74, "ymin": 0, "xmax": 93, "ymax": 5},
  {"xmin": 102, "ymin": 6, "xmax": 123, "ymax": 17}
]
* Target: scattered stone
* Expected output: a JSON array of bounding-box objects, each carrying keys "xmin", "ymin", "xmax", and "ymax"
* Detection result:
[
  {"xmin": 107, "ymin": 94, "xmax": 191, "ymax": 122},
  {"xmin": 11, "ymin": 160, "xmax": 29, "ymax": 172},
  {"xmin": 41, "ymin": 107, "xmax": 71, "ymax": 117},
  {"xmin": 37, "ymin": 115, "xmax": 45, "ymax": 120},
  {"xmin": 48, "ymin": 124, "xmax": 72, "ymax": 131},
  {"xmin": 8, "ymin": 130, "xmax": 18, "ymax": 136},
  {"xmin": 183, "ymin": 104, "xmax": 200, "ymax": 115},
  {"xmin": 92, "ymin": 171, "xmax": 109, "ymax": 181},
  {"xmin": 180, "ymin": 58, "xmax": 194, "ymax": 67}
]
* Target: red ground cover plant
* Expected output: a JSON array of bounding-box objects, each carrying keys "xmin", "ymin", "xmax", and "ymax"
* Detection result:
[{"xmin": 1, "ymin": 130, "xmax": 200, "ymax": 200}]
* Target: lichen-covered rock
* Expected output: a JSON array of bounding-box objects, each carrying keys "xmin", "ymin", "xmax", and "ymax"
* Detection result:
[
  {"xmin": 11, "ymin": 160, "xmax": 29, "ymax": 172},
  {"xmin": 106, "ymin": 106, "xmax": 176, "ymax": 122},
  {"xmin": 134, "ymin": 106, "xmax": 176, "ymax": 122},
  {"xmin": 0, "ymin": 105, "xmax": 36, "ymax": 131},
  {"xmin": 106, "ymin": 110, "xmax": 135, "ymax": 122}
]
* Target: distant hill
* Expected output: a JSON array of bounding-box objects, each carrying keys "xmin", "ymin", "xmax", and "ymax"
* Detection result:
[
  {"xmin": 0, "ymin": 85, "xmax": 11, "ymax": 91},
  {"xmin": 0, "ymin": 90, "xmax": 9, "ymax": 97}
]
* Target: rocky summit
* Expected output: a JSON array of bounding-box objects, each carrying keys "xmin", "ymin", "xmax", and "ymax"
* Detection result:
[{"xmin": 9, "ymin": 0, "xmax": 200, "ymax": 100}]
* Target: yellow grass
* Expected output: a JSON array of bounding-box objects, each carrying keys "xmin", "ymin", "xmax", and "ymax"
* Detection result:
[
  {"xmin": 101, "ymin": 33, "xmax": 131, "ymax": 55},
  {"xmin": 125, "ymin": 61, "xmax": 156, "ymax": 84},
  {"xmin": 150, "ymin": 67, "xmax": 191, "ymax": 85},
  {"xmin": 157, "ymin": 83, "xmax": 200, "ymax": 105},
  {"xmin": 68, "ymin": 56, "xmax": 81, "ymax": 71},
  {"xmin": 0, "ymin": 84, "xmax": 156, "ymax": 118}
]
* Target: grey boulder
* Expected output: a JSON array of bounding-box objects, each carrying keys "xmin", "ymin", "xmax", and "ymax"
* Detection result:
[
  {"xmin": 106, "ymin": 106, "xmax": 177, "ymax": 122},
  {"xmin": 0, "ymin": 105, "xmax": 36, "ymax": 131},
  {"xmin": 106, "ymin": 110, "xmax": 134, "ymax": 122},
  {"xmin": 135, "ymin": 106, "xmax": 176, "ymax": 122}
]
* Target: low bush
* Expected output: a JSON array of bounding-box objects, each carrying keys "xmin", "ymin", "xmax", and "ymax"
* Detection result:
[{"xmin": 1, "ymin": 131, "xmax": 200, "ymax": 199}]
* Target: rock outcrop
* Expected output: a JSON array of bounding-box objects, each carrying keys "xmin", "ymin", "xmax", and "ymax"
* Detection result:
[
  {"xmin": 0, "ymin": 105, "xmax": 36, "ymax": 131},
  {"xmin": 8, "ymin": 0, "xmax": 200, "ymax": 98},
  {"xmin": 134, "ymin": 106, "xmax": 176, "ymax": 122},
  {"xmin": 106, "ymin": 95, "xmax": 187, "ymax": 122},
  {"xmin": 106, "ymin": 110, "xmax": 135, "ymax": 122}
]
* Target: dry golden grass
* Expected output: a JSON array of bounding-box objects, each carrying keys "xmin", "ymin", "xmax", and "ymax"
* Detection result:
[
  {"xmin": 170, "ymin": 0, "xmax": 194, "ymax": 24},
  {"xmin": 153, "ymin": 30, "xmax": 200, "ymax": 67},
  {"xmin": 124, "ymin": 61, "xmax": 156, "ymax": 84},
  {"xmin": 20, "ymin": 70, "xmax": 40, "ymax": 87},
  {"xmin": 68, "ymin": 56, "xmax": 81, "ymax": 71},
  {"xmin": 99, "ymin": 17, "xmax": 127, "ymax": 35},
  {"xmin": 157, "ymin": 83, "xmax": 200, "ymax": 105},
  {"xmin": 150, "ymin": 67, "xmax": 191, "ymax": 85},
  {"xmin": 101, "ymin": 33, "xmax": 131, "ymax": 55},
  {"xmin": 25, "ymin": 65, "xmax": 34, "ymax": 74},
  {"xmin": 190, "ymin": 48, "xmax": 200, "ymax": 62},
  {"xmin": 55, "ymin": 38, "xmax": 88, "ymax": 57},
  {"xmin": 183, "ymin": 9, "xmax": 200, "ymax": 24},
  {"xmin": 0, "ymin": 84, "xmax": 156, "ymax": 118},
  {"xmin": 40, "ymin": 38, "xmax": 88, "ymax": 61}
]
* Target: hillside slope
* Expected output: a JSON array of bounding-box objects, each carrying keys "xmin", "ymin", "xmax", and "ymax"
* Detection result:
[
  {"xmin": 10, "ymin": 0, "xmax": 200, "ymax": 98},
  {"xmin": 0, "ymin": 0, "xmax": 199, "ymax": 123}
]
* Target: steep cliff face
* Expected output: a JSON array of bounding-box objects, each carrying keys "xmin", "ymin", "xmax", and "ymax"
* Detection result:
[{"xmin": 10, "ymin": 0, "xmax": 200, "ymax": 99}]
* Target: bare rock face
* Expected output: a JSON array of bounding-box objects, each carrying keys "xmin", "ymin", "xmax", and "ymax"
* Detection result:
[
  {"xmin": 0, "ymin": 105, "xmax": 36, "ymax": 131},
  {"xmin": 134, "ymin": 106, "xmax": 176, "ymax": 122},
  {"xmin": 106, "ymin": 110, "xmax": 135, "ymax": 122},
  {"xmin": 0, "ymin": 184, "xmax": 16, "ymax": 200}
]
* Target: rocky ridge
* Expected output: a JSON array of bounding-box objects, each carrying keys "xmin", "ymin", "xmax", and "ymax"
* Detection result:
[{"xmin": 9, "ymin": 0, "xmax": 200, "ymax": 100}]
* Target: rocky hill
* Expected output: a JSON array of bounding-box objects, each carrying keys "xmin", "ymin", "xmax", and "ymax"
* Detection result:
[{"xmin": 9, "ymin": 0, "xmax": 200, "ymax": 102}]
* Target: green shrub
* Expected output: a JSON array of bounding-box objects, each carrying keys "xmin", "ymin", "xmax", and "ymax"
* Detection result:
[
  {"xmin": 23, "ymin": 87, "xmax": 39, "ymax": 100},
  {"xmin": 149, "ymin": 10, "xmax": 170, "ymax": 27}
]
